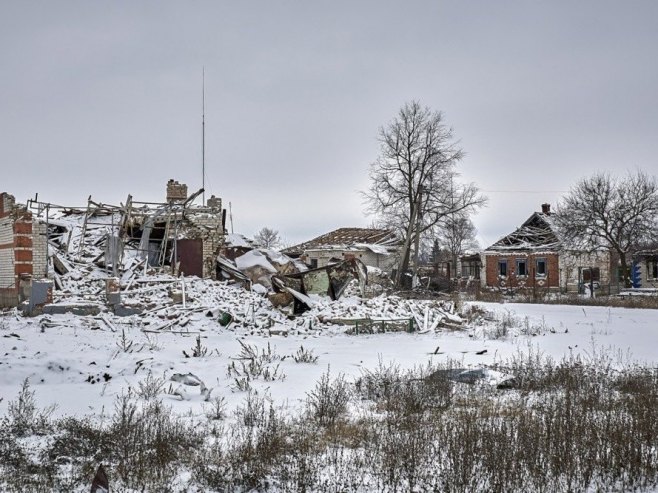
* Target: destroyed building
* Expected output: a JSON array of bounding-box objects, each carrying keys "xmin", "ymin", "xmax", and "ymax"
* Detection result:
[
  {"xmin": 0, "ymin": 181, "xmax": 226, "ymax": 308},
  {"xmin": 482, "ymin": 203, "xmax": 613, "ymax": 293},
  {"xmin": 283, "ymin": 227, "xmax": 399, "ymax": 270}
]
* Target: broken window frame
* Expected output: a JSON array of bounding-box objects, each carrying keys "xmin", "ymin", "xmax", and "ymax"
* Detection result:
[
  {"xmin": 498, "ymin": 259, "xmax": 507, "ymax": 277},
  {"xmin": 516, "ymin": 259, "xmax": 527, "ymax": 277},
  {"xmin": 535, "ymin": 257, "xmax": 547, "ymax": 278}
]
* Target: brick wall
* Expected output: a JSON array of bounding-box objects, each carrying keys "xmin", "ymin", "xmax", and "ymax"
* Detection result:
[
  {"xmin": 484, "ymin": 252, "xmax": 560, "ymax": 289},
  {"xmin": 0, "ymin": 246, "xmax": 14, "ymax": 289},
  {"xmin": 32, "ymin": 220, "xmax": 48, "ymax": 278},
  {"xmin": 0, "ymin": 192, "xmax": 49, "ymax": 307},
  {"xmin": 0, "ymin": 193, "xmax": 18, "ymax": 306}
]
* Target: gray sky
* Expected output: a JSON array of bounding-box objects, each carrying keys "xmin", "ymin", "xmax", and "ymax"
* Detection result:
[{"xmin": 2, "ymin": 1, "xmax": 657, "ymax": 247}]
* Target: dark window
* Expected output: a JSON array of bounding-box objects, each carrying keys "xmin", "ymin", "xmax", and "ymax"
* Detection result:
[
  {"xmin": 583, "ymin": 267, "xmax": 601, "ymax": 282},
  {"xmin": 516, "ymin": 259, "xmax": 527, "ymax": 276},
  {"xmin": 536, "ymin": 258, "xmax": 547, "ymax": 277},
  {"xmin": 310, "ymin": 258, "xmax": 318, "ymax": 269},
  {"xmin": 498, "ymin": 259, "xmax": 507, "ymax": 276}
]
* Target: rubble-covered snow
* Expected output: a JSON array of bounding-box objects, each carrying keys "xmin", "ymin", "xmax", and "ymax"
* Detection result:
[{"xmin": 3, "ymin": 299, "xmax": 658, "ymax": 421}]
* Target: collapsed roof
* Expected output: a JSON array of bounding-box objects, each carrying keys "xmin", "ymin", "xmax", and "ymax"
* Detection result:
[
  {"xmin": 283, "ymin": 227, "xmax": 398, "ymax": 257},
  {"xmin": 486, "ymin": 211, "xmax": 561, "ymax": 252}
]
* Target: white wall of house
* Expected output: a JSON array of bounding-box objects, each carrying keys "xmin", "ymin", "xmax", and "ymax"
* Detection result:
[
  {"xmin": 0, "ymin": 216, "xmax": 14, "ymax": 289},
  {"xmin": 559, "ymin": 250, "xmax": 612, "ymax": 293}
]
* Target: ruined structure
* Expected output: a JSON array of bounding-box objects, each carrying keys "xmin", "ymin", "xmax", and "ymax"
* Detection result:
[
  {"xmin": 0, "ymin": 181, "xmax": 225, "ymax": 308},
  {"xmin": 284, "ymin": 227, "xmax": 399, "ymax": 270},
  {"xmin": 482, "ymin": 204, "xmax": 613, "ymax": 293}
]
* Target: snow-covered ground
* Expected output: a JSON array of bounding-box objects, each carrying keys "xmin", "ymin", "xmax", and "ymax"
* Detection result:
[{"xmin": 2, "ymin": 299, "xmax": 657, "ymax": 421}]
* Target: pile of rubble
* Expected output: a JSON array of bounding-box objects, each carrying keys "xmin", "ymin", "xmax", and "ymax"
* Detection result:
[{"xmin": 2, "ymin": 183, "xmax": 464, "ymax": 334}]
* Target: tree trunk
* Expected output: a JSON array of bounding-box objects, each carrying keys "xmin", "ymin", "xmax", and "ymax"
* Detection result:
[
  {"xmin": 396, "ymin": 245, "xmax": 412, "ymax": 288},
  {"xmin": 619, "ymin": 254, "xmax": 632, "ymax": 289}
]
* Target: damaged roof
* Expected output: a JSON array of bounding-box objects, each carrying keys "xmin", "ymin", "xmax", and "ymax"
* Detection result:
[
  {"xmin": 283, "ymin": 228, "xmax": 398, "ymax": 257},
  {"xmin": 486, "ymin": 212, "xmax": 561, "ymax": 252}
]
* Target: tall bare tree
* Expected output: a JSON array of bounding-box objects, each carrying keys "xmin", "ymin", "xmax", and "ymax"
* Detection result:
[
  {"xmin": 363, "ymin": 101, "xmax": 486, "ymax": 286},
  {"xmin": 254, "ymin": 227, "xmax": 280, "ymax": 249},
  {"xmin": 555, "ymin": 170, "xmax": 658, "ymax": 287}
]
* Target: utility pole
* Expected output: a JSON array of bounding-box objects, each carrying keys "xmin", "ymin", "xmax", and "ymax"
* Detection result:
[
  {"xmin": 450, "ymin": 176, "xmax": 456, "ymax": 279},
  {"xmin": 201, "ymin": 67, "xmax": 206, "ymax": 205}
]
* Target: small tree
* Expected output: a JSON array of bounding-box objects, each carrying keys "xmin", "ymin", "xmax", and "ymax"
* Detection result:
[
  {"xmin": 436, "ymin": 213, "xmax": 479, "ymax": 278},
  {"xmin": 363, "ymin": 101, "xmax": 486, "ymax": 287},
  {"xmin": 254, "ymin": 227, "xmax": 280, "ymax": 249},
  {"xmin": 555, "ymin": 170, "xmax": 658, "ymax": 287}
]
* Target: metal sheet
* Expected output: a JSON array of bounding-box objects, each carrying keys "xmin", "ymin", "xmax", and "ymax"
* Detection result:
[{"xmin": 302, "ymin": 269, "xmax": 331, "ymax": 296}]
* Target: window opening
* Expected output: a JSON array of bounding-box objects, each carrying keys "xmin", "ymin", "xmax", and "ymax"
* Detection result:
[{"xmin": 498, "ymin": 259, "xmax": 507, "ymax": 277}]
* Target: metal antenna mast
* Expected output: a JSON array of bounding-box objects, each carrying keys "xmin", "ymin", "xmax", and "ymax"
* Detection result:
[{"xmin": 202, "ymin": 67, "xmax": 206, "ymax": 205}]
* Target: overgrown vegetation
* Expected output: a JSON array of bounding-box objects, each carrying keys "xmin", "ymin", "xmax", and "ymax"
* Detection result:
[
  {"xmin": 2, "ymin": 353, "xmax": 658, "ymax": 492},
  {"xmin": 473, "ymin": 287, "xmax": 658, "ymax": 309}
]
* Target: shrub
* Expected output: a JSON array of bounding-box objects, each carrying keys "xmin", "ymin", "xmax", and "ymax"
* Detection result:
[
  {"xmin": 6, "ymin": 378, "xmax": 56, "ymax": 437},
  {"xmin": 135, "ymin": 371, "xmax": 166, "ymax": 400},
  {"xmin": 293, "ymin": 345, "xmax": 319, "ymax": 363},
  {"xmin": 306, "ymin": 367, "xmax": 351, "ymax": 427}
]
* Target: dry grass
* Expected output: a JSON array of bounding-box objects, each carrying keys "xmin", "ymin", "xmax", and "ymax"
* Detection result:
[{"xmin": 2, "ymin": 352, "xmax": 658, "ymax": 492}]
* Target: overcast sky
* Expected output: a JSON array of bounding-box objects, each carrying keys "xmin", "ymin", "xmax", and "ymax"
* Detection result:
[{"xmin": 2, "ymin": 1, "xmax": 657, "ymax": 247}]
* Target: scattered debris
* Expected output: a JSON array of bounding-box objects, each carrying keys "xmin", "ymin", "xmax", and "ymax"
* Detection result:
[
  {"xmin": 429, "ymin": 368, "xmax": 516, "ymax": 388},
  {"xmin": 169, "ymin": 372, "xmax": 212, "ymax": 401}
]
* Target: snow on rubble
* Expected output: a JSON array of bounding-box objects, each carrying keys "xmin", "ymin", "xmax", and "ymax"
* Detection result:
[{"xmin": 1, "ymin": 201, "xmax": 478, "ymax": 421}]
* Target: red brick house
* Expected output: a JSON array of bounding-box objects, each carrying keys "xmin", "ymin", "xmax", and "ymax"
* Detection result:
[{"xmin": 482, "ymin": 204, "xmax": 612, "ymax": 292}]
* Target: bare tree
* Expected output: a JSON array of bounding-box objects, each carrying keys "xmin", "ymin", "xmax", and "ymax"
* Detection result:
[
  {"xmin": 436, "ymin": 213, "xmax": 479, "ymax": 277},
  {"xmin": 555, "ymin": 170, "xmax": 658, "ymax": 287},
  {"xmin": 363, "ymin": 101, "xmax": 486, "ymax": 286},
  {"xmin": 254, "ymin": 227, "xmax": 280, "ymax": 249}
]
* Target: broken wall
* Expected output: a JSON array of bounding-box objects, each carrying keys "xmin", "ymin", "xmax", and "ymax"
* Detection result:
[
  {"xmin": 179, "ymin": 209, "xmax": 224, "ymax": 279},
  {"xmin": 0, "ymin": 193, "xmax": 16, "ymax": 306},
  {"xmin": 0, "ymin": 193, "xmax": 49, "ymax": 307}
]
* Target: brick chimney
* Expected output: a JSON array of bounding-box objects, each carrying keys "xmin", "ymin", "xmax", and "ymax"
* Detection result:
[
  {"xmin": 0, "ymin": 192, "xmax": 16, "ymax": 217},
  {"xmin": 541, "ymin": 203, "xmax": 551, "ymax": 215},
  {"xmin": 166, "ymin": 179, "xmax": 188, "ymax": 202},
  {"xmin": 206, "ymin": 195, "xmax": 221, "ymax": 210}
]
